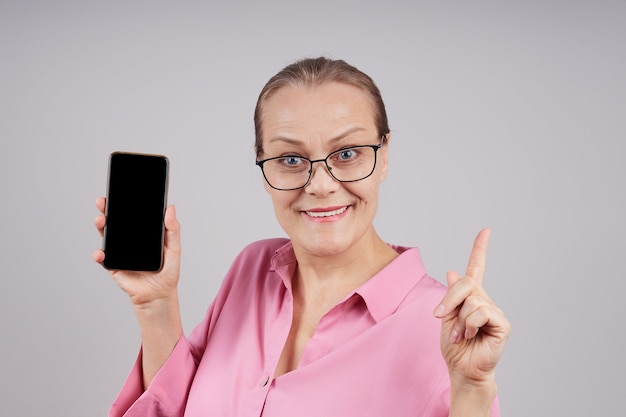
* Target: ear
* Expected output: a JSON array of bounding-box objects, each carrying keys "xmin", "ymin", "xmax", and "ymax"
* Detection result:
[{"xmin": 378, "ymin": 133, "xmax": 390, "ymax": 182}]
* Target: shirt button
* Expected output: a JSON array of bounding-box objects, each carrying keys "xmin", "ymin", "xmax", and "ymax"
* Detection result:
[{"xmin": 261, "ymin": 376, "xmax": 270, "ymax": 387}]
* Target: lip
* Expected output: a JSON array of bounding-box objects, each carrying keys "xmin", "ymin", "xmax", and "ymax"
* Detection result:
[{"xmin": 302, "ymin": 205, "xmax": 350, "ymax": 222}]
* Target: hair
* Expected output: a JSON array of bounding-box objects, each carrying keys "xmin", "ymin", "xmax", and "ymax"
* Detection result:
[{"xmin": 254, "ymin": 57, "xmax": 390, "ymax": 157}]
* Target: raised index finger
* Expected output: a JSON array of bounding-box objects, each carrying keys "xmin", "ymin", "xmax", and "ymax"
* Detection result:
[{"xmin": 465, "ymin": 227, "xmax": 491, "ymax": 284}]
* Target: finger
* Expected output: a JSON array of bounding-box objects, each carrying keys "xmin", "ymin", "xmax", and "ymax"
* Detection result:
[
  {"xmin": 463, "ymin": 307, "xmax": 491, "ymax": 340},
  {"xmin": 96, "ymin": 196, "xmax": 106, "ymax": 214},
  {"xmin": 456, "ymin": 295, "xmax": 491, "ymax": 340},
  {"xmin": 447, "ymin": 316, "xmax": 463, "ymax": 344},
  {"xmin": 163, "ymin": 205, "xmax": 181, "ymax": 253},
  {"xmin": 465, "ymin": 228, "xmax": 490, "ymax": 284},
  {"xmin": 92, "ymin": 248, "xmax": 105, "ymax": 264},
  {"xmin": 94, "ymin": 214, "xmax": 106, "ymax": 237},
  {"xmin": 446, "ymin": 270, "xmax": 462, "ymax": 287},
  {"xmin": 434, "ymin": 270, "xmax": 466, "ymax": 317}
]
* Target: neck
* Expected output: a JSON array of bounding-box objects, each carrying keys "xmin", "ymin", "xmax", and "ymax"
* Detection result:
[{"xmin": 291, "ymin": 229, "xmax": 398, "ymax": 307}]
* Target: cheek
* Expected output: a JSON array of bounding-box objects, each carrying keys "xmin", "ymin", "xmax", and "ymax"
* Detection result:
[
  {"xmin": 345, "ymin": 181, "xmax": 381, "ymax": 205},
  {"xmin": 268, "ymin": 189, "xmax": 298, "ymax": 212}
]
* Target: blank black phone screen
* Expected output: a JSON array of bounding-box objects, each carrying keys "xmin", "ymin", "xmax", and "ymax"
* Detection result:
[{"xmin": 103, "ymin": 152, "xmax": 169, "ymax": 271}]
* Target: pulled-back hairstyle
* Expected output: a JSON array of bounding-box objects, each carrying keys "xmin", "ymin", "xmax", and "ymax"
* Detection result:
[{"xmin": 254, "ymin": 57, "xmax": 390, "ymax": 157}]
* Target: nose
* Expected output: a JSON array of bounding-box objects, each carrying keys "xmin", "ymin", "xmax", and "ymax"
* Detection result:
[{"xmin": 304, "ymin": 161, "xmax": 339, "ymax": 195}]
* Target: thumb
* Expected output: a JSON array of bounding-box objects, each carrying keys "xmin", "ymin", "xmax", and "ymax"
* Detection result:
[
  {"xmin": 163, "ymin": 205, "xmax": 181, "ymax": 252},
  {"xmin": 446, "ymin": 270, "xmax": 463, "ymax": 287},
  {"xmin": 434, "ymin": 270, "xmax": 464, "ymax": 318}
]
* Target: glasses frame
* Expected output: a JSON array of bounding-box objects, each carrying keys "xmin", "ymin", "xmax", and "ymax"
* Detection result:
[{"xmin": 256, "ymin": 136, "xmax": 386, "ymax": 191}]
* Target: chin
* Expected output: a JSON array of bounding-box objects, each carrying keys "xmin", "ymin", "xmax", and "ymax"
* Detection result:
[{"xmin": 296, "ymin": 234, "xmax": 355, "ymax": 258}]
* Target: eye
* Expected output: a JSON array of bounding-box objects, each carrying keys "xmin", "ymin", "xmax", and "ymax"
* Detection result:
[
  {"xmin": 330, "ymin": 147, "xmax": 362, "ymax": 164},
  {"xmin": 282, "ymin": 156, "xmax": 303, "ymax": 166},
  {"xmin": 338, "ymin": 149, "xmax": 356, "ymax": 160},
  {"xmin": 274, "ymin": 156, "xmax": 309, "ymax": 172}
]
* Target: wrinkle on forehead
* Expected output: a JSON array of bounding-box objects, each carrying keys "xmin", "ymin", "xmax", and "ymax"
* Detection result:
[
  {"xmin": 267, "ymin": 126, "xmax": 367, "ymax": 147},
  {"xmin": 261, "ymin": 83, "xmax": 377, "ymax": 154}
]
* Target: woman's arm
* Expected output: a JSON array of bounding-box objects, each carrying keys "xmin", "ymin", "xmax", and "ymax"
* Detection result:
[
  {"xmin": 448, "ymin": 375, "xmax": 498, "ymax": 417},
  {"xmin": 434, "ymin": 228, "xmax": 511, "ymax": 416},
  {"xmin": 132, "ymin": 293, "xmax": 183, "ymax": 388},
  {"xmin": 94, "ymin": 198, "xmax": 184, "ymax": 388}
]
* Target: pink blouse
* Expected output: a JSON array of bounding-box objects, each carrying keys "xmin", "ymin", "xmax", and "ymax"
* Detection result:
[{"xmin": 110, "ymin": 238, "xmax": 500, "ymax": 417}]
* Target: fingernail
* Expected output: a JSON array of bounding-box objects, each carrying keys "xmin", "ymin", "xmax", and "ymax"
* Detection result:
[
  {"xmin": 450, "ymin": 329, "xmax": 460, "ymax": 344},
  {"xmin": 434, "ymin": 304, "xmax": 445, "ymax": 317}
]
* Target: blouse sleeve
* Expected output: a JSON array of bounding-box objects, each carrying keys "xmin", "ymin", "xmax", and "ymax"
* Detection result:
[
  {"xmin": 107, "ymin": 252, "xmax": 244, "ymax": 417},
  {"xmin": 108, "ymin": 294, "xmax": 221, "ymax": 417},
  {"xmin": 108, "ymin": 335, "xmax": 199, "ymax": 417},
  {"xmin": 107, "ymin": 239, "xmax": 286, "ymax": 417}
]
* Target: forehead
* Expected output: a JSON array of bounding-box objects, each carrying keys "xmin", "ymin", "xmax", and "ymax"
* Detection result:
[{"xmin": 260, "ymin": 82, "xmax": 377, "ymax": 142}]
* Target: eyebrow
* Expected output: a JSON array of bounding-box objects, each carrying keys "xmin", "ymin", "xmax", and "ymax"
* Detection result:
[{"xmin": 267, "ymin": 126, "xmax": 367, "ymax": 147}]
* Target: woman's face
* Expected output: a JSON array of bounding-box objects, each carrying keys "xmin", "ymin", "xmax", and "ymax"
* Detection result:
[{"xmin": 259, "ymin": 82, "xmax": 389, "ymax": 258}]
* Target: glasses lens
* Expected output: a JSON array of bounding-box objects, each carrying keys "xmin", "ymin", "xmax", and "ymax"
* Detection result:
[
  {"xmin": 326, "ymin": 146, "xmax": 377, "ymax": 182},
  {"xmin": 262, "ymin": 156, "xmax": 311, "ymax": 190}
]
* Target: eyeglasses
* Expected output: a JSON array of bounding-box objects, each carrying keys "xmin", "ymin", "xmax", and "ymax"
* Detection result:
[{"xmin": 256, "ymin": 137, "xmax": 385, "ymax": 191}]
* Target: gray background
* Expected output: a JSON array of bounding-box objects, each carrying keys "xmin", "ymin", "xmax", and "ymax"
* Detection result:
[{"xmin": 1, "ymin": 1, "xmax": 624, "ymax": 416}]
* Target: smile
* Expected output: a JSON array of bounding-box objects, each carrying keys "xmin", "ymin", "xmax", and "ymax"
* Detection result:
[{"xmin": 305, "ymin": 206, "xmax": 348, "ymax": 218}]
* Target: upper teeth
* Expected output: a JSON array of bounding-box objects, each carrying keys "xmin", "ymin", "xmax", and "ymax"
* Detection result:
[{"xmin": 306, "ymin": 207, "xmax": 348, "ymax": 217}]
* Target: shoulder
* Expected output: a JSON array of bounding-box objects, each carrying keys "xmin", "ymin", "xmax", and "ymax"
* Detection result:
[
  {"xmin": 215, "ymin": 238, "xmax": 291, "ymax": 300},
  {"xmin": 235, "ymin": 237, "xmax": 291, "ymax": 260},
  {"xmin": 414, "ymin": 273, "xmax": 448, "ymax": 299},
  {"xmin": 385, "ymin": 244, "xmax": 448, "ymax": 301},
  {"xmin": 380, "ymin": 246, "xmax": 448, "ymax": 333},
  {"xmin": 224, "ymin": 237, "xmax": 291, "ymax": 275}
]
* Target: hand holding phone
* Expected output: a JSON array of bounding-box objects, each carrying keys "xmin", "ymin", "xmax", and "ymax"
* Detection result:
[
  {"xmin": 94, "ymin": 155, "xmax": 184, "ymax": 378},
  {"xmin": 102, "ymin": 152, "xmax": 169, "ymax": 272},
  {"xmin": 94, "ymin": 196, "xmax": 182, "ymax": 308}
]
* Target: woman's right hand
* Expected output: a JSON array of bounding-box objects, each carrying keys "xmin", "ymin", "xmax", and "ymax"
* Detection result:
[{"xmin": 93, "ymin": 196, "xmax": 182, "ymax": 307}]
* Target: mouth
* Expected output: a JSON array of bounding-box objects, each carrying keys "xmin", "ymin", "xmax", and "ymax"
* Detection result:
[{"xmin": 304, "ymin": 206, "xmax": 349, "ymax": 218}]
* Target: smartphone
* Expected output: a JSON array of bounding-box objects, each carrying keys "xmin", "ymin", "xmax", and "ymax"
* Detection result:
[{"xmin": 102, "ymin": 152, "xmax": 169, "ymax": 271}]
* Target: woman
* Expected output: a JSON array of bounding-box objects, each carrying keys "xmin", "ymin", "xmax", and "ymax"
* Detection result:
[{"xmin": 94, "ymin": 57, "xmax": 510, "ymax": 417}]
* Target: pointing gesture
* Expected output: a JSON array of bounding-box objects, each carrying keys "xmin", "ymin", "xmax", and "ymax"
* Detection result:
[{"xmin": 434, "ymin": 228, "xmax": 511, "ymax": 384}]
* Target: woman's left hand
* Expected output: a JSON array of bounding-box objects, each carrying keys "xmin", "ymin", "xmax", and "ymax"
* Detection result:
[{"xmin": 434, "ymin": 228, "xmax": 511, "ymax": 384}]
